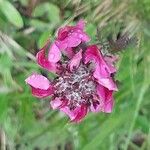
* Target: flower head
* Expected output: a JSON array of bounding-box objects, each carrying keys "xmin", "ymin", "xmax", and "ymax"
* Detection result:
[{"xmin": 25, "ymin": 20, "xmax": 118, "ymax": 123}]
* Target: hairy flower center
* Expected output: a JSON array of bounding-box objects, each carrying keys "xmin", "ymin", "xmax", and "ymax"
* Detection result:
[{"xmin": 54, "ymin": 64, "xmax": 96, "ymax": 105}]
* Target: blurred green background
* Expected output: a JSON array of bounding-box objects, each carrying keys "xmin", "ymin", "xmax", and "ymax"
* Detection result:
[{"xmin": 0, "ymin": 0, "xmax": 150, "ymax": 150}]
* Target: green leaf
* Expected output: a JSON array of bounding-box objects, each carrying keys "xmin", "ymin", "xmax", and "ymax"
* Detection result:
[
  {"xmin": 47, "ymin": 3, "xmax": 60, "ymax": 24},
  {"xmin": 30, "ymin": 19, "xmax": 49, "ymax": 30},
  {"xmin": 0, "ymin": 0, "xmax": 23, "ymax": 28},
  {"xmin": 33, "ymin": 2, "xmax": 60, "ymax": 24},
  {"xmin": 86, "ymin": 23, "xmax": 96, "ymax": 41},
  {"xmin": 38, "ymin": 31, "xmax": 51, "ymax": 48}
]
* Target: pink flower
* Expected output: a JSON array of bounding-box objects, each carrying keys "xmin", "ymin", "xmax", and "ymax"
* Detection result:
[
  {"xmin": 26, "ymin": 46, "xmax": 116, "ymax": 122},
  {"xmin": 25, "ymin": 20, "xmax": 118, "ymax": 123}
]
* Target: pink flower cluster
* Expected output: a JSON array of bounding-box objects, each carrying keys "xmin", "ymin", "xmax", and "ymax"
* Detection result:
[{"xmin": 25, "ymin": 20, "xmax": 118, "ymax": 122}]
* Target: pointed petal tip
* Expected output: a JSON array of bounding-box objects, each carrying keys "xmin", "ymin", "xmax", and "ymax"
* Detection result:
[
  {"xmin": 25, "ymin": 73, "xmax": 54, "ymax": 98},
  {"xmin": 36, "ymin": 46, "xmax": 58, "ymax": 73},
  {"xmin": 48, "ymin": 43, "xmax": 62, "ymax": 63},
  {"xmin": 25, "ymin": 73, "xmax": 50, "ymax": 90},
  {"xmin": 68, "ymin": 49, "xmax": 82, "ymax": 72}
]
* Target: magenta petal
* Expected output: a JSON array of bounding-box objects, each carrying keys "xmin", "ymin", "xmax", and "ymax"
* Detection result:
[
  {"xmin": 94, "ymin": 63, "xmax": 109, "ymax": 78},
  {"xmin": 60, "ymin": 107, "xmax": 76, "ymax": 120},
  {"xmin": 62, "ymin": 47, "xmax": 75, "ymax": 59},
  {"xmin": 60, "ymin": 105, "xmax": 87, "ymax": 122},
  {"xmin": 104, "ymin": 99, "xmax": 114, "ymax": 113},
  {"xmin": 71, "ymin": 30, "xmax": 90, "ymax": 43},
  {"xmin": 90, "ymin": 100, "xmax": 102, "ymax": 112},
  {"xmin": 82, "ymin": 32, "xmax": 90, "ymax": 42},
  {"xmin": 96, "ymin": 85, "xmax": 114, "ymax": 113},
  {"xmin": 104, "ymin": 55, "xmax": 119, "ymax": 64},
  {"xmin": 90, "ymin": 104, "xmax": 100, "ymax": 112},
  {"xmin": 25, "ymin": 73, "xmax": 54, "ymax": 98},
  {"xmin": 97, "ymin": 85, "xmax": 113, "ymax": 101},
  {"xmin": 50, "ymin": 98, "xmax": 62, "ymax": 109},
  {"xmin": 31, "ymin": 86, "xmax": 54, "ymax": 98},
  {"xmin": 94, "ymin": 68, "xmax": 118, "ymax": 91},
  {"xmin": 105, "ymin": 63, "xmax": 117, "ymax": 74},
  {"xmin": 25, "ymin": 74, "xmax": 50, "ymax": 90},
  {"xmin": 76, "ymin": 20, "xmax": 90, "ymax": 41},
  {"xmin": 55, "ymin": 40, "xmax": 68, "ymax": 50},
  {"xmin": 36, "ymin": 42, "xmax": 57, "ymax": 72},
  {"xmin": 93, "ymin": 63, "xmax": 118, "ymax": 91},
  {"xmin": 76, "ymin": 19, "xmax": 85, "ymax": 30},
  {"xmin": 104, "ymin": 55, "xmax": 118, "ymax": 73},
  {"xmin": 48, "ymin": 43, "xmax": 61, "ymax": 63},
  {"xmin": 71, "ymin": 105, "xmax": 88, "ymax": 122},
  {"xmin": 57, "ymin": 26, "xmax": 70, "ymax": 41},
  {"xmin": 67, "ymin": 36, "xmax": 81, "ymax": 48},
  {"xmin": 68, "ymin": 49, "xmax": 82, "ymax": 71},
  {"xmin": 103, "ymin": 56, "xmax": 117, "ymax": 74},
  {"xmin": 56, "ymin": 20, "xmax": 90, "ymax": 50},
  {"xmin": 84, "ymin": 45, "xmax": 116, "ymax": 75},
  {"xmin": 84, "ymin": 45, "xmax": 100, "ymax": 64},
  {"xmin": 97, "ymin": 78, "xmax": 118, "ymax": 91},
  {"xmin": 50, "ymin": 98, "xmax": 68, "ymax": 109}
]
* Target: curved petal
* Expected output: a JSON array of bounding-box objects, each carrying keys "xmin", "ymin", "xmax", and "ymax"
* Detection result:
[
  {"xmin": 36, "ymin": 42, "xmax": 57, "ymax": 72},
  {"xmin": 48, "ymin": 43, "xmax": 61, "ymax": 63},
  {"xmin": 97, "ymin": 85, "xmax": 113, "ymax": 101},
  {"xmin": 104, "ymin": 55, "xmax": 118, "ymax": 73},
  {"xmin": 90, "ymin": 99, "xmax": 103, "ymax": 112},
  {"xmin": 71, "ymin": 105, "xmax": 88, "ymax": 123},
  {"xmin": 76, "ymin": 20, "xmax": 90, "ymax": 41},
  {"xmin": 68, "ymin": 29, "xmax": 90, "ymax": 43},
  {"xmin": 56, "ymin": 36, "xmax": 81, "ymax": 50},
  {"xmin": 97, "ymin": 77, "xmax": 118, "ymax": 91},
  {"xmin": 94, "ymin": 62, "xmax": 109, "ymax": 78},
  {"xmin": 68, "ymin": 49, "xmax": 82, "ymax": 71},
  {"xmin": 81, "ymin": 32, "xmax": 90, "ymax": 42},
  {"xmin": 50, "ymin": 98, "xmax": 62, "ymax": 109},
  {"xmin": 97, "ymin": 85, "xmax": 114, "ymax": 113},
  {"xmin": 25, "ymin": 73, "xmax": 50, "ymax": 90},
  {"xmin": 93, "ymin": 64, "xmax": 118, "ymax": 91},
  {"xmin": 25, "ymin": 74, "xmax": 54, "ymax": 98},
  {"xmin": 50, "ymin": 98, "xmax": 68, "ymax": 109},
  {"xmin": 57, "ymin": 26, "xmax": 70, "ymax": 41},
  {"xmin": 76, "ymin": 19, "xmax": 85, "ymax": 30},
  {"xmin": 104, "ymin": 55, "xmax": 119, "ymax": 64},
  {"xmin": 67, "ymin": 36, "xmax": 81, "ymax": 48},
  {"xmin": 55, "ymin": 40, "xmax": 68, "ymax": 50},
  {"xmin": 60, "ymin": 105, "xmax": 87, "ymax": 123},
  {"xmin": 56, "ymin": 20, "xmax": 90, "ymax": 50},
  {"xmin": 31, "ymin": 86, "xmax": 54, "ymax": 98},
  {"xmin": 94, "ymin": 64, "xmax": 118, "ymax": 91},
  {"xmin": 104, "ymin": 99, "xmax": 114, "ymax": 113},
  {"xmin": 84, "ymin": 45, "xmax": 100, "ymax": 64},
  {"xmin": 60, "ymin": 107, "xmax": 76, "ymax": 120},
  {"xmin": 62, "ymin": 47, "xmax": 75, "ymax": 59},
  {"xmin": 84, "ymin": 45, "xmax": 116, "ymax": 75},
  {"xmin": 90, "ymin": 103, "xmax": 101, "ymax": 112}
]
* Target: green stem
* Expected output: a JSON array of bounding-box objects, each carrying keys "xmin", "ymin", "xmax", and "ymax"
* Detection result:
[{"xmin": 123, "ymin": 85, "xmax": 148, "ymax": 150}]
